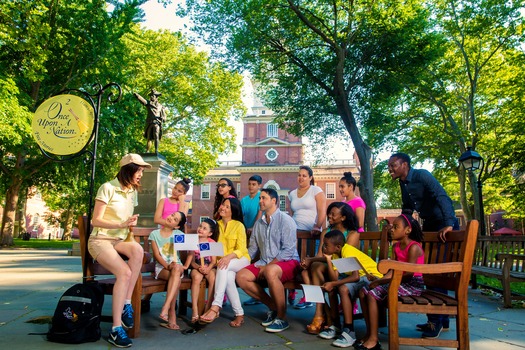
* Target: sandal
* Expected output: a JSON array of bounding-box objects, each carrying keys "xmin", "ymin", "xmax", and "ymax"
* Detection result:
[
  {"xmin": 160, "ymin": 322, "xmax": 180, "ymax": 330},
  {"xmin": 191, "ymin": 314, "xmax": 199, "ymax": 324},
  {"xmin": 199, "ymin": 308, "xmax": 220, "ymax": 324},
  {"xmin": 159, "ymin": 313, "xmax": 169, "ymax": 322},
  {"xmin": 306, "ymin": 315, "xmax": 325, "ymax": 335},
  {"xmin": 229, "ymin": 315, "xmax": 244, "ymax": 328}
]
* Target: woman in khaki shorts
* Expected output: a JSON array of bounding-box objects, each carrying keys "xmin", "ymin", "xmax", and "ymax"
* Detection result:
[{"xmin": 87, "ymin": 153, "xmax": 151, "ymax": 348}]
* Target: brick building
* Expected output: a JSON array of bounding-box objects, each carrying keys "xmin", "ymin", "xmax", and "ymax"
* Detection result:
[{"xmin": 189, "ymin": 96, "xmax": 361, "ymax": 230}]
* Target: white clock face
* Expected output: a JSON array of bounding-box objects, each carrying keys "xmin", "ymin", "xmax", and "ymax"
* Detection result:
[{"xmin": 266, "ymin": 148, "xmax": 278, "ymax": 161}]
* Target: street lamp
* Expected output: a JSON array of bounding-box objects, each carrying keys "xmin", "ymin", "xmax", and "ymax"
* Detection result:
[{"xmin": 459, "ymin": 147, "xmax": 486, "ymax": 235}]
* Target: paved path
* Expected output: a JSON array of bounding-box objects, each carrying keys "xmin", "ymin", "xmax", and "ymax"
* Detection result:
[{"xmin": 0, "ymin": 249, "xmax": 524, "ymax": 349}]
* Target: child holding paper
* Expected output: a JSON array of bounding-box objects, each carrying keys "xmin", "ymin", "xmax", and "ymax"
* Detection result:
[
  {"xmin": 300, "ymin": 202, "xmax": 359, "ymax": 334},
  {"xmin": 188, "ymin": 218, "xmax": 218, "ymax": 323},
  {"xmin": 356, "ymin": 213, "xmax": 424, "ymax": 350},
  {"xmin": 149, "ymin": 211, "xmax": 191, "ymax": 330},
  {"xmin": 318, "ymin": 230, "xmax": 382, "ymax": 347}
]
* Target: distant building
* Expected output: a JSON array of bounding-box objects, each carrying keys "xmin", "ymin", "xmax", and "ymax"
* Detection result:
[{"xmin": 189, "ymin": 92, "xmax": 361, "ymax": 230}]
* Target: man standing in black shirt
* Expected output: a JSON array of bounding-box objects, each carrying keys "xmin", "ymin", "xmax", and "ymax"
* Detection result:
[{"xmin": 388, "ymin": 152, "xmax": 459, "ymax": 339}]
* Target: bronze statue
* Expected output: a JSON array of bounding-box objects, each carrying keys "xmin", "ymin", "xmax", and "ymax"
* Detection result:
[{"xmin": 133, "ymin": 89, "xmax": 167, "ymax": 154}]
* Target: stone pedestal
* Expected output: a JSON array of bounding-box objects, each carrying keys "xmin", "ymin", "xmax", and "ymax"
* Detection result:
[{"xmin": 135, "ymin": 153, "xmax": 174, "ymax": 227}]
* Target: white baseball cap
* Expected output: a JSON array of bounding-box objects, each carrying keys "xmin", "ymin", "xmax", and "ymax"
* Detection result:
[{"xmin": 119, "ymin": 153, "xmax": 152, "ymax": 168}]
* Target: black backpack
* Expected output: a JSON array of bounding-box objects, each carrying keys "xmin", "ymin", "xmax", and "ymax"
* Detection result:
[{"xmin": 47, "ymin": 281, "xmax": 104, "ymax": 344}]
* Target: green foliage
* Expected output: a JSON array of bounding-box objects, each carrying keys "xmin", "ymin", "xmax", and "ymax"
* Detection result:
[
  {"xmin": 0, "ymin": 0, "xmax": 244, "ymax": 243},
  {"xmin": 368, "ymin": 0, "xmax": 525, "ymax": 220},
  {"xmin": 182, "ymin": 0, "xmax": 441, "ymax": 230}
]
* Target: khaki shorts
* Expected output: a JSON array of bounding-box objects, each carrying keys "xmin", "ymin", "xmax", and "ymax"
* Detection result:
[{"xmin": 88, "ymin": 235, "xmax": 122, "ymax": 260}]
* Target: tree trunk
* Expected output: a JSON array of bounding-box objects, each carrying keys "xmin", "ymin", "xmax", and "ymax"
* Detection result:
[
  {"xmin": 61, "ymin": 208, "xmax": 74, "ymax": 240},
  {"xmin": 333, "ymin": 92, "xmax": 378, "ymax": 231},
  {"xmin": 1, "ymin": 178, "xmax": 23, "ymax": 246}
]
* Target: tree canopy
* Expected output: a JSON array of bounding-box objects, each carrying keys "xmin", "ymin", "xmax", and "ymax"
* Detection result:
[
  {"xmin": 181, "ymin": 0, "xmax": 525, "ymax": 230},
  {"xmin": 182, "ymin": 0, "xmax": 444, "ymax": 230},
  {"xmin": 0, "ymin": 0, "xmax": 244, "ymax": 245}
]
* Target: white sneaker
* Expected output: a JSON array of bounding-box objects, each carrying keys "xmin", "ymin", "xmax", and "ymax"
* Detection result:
[
  {"xmin": 318, "ymin": 325, "xmax": 340, "ymax": 339},
  {"xmin": 332, "ymin": 330, "xmax": 356, "ymax": 348}
]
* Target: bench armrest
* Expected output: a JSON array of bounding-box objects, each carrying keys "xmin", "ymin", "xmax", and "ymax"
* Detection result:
[{"xmin": 378, "ymin": 260, "xmax": 463, "ymax": 275}]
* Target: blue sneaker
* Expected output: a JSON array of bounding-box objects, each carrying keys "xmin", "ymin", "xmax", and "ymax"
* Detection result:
[
  {"xmin": 108, "ymin": 326, "xmax": 132, "ymax": 348},
  {"xmin": 121, "ymin": 304, "xmax": 134, "ymax": 329},
  {"xmin": 294, "ymin": 297, "xmax": 313, "ymax": 309},
  {"xmin": 265, "ymin": 318, "xmax": 289, "ymax": 333},
  {"xmin": 261, "ymin": 310, "xmax": 277, "ymax": 327},
  {"xmin": 243, "ymin": 297, "xmax": 262, "ymax": 306}
]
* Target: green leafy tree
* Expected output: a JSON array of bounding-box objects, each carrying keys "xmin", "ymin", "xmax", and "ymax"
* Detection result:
[
  {"xmin": 182, "ymin": 0, "xmax": 440, "ymax": 230},
  {"xmin": 371, "ymin": 0, "xmax": 525, "ymax": 231},
  {"xmin": 102, "ymin": 26, "xmax": 245, "ymax": 181},
  {"xmin": 1, "ymin": 1, "xmax": 244, "ymax": 245},
  {"xmin": 0, "ymin": 0, "xmax": 144, "ymax": 245}
]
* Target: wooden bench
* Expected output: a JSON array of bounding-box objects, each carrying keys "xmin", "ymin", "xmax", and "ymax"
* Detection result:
[
  {"xmin": 78, "ymin": 216, "xmax": 206, "ymax": 338},
  {"xmin": 379, "ymin": 220, "xmax": 479, "ymax": 350},
  {"xmin": 471, "ymin": 235, "xmax": 525, "ymax": 307}
]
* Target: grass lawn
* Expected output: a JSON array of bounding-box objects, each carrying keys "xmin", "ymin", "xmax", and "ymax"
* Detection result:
[
  {"xmin": 476, "ymin": 275, "xmax": 525, "ymax": 295},
  {"xmin": 10, "ymin": 238, "xmax": 78, "ymax": 250}
]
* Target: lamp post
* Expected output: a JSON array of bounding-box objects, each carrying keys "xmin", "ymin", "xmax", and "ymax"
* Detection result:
[{"xmin": 459, "ymin": 147, "xmax": 486, "ymax": 235}]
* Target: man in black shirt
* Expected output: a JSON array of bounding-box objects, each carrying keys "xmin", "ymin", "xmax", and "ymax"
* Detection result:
[{"xmin": 388, "ymin": 152, "xmax": 459, "ymax": 339}]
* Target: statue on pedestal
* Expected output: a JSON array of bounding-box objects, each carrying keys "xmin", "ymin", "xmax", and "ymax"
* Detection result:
[{"xmin": 133, "ymin": 89, "xmax": 166, "ymax": 154}]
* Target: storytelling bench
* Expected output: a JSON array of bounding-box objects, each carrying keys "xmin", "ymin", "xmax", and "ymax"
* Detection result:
[
  {"xmin": 379, "ymin": 220, "xmax": 479, "ymax": 350},
  {"xmin": 78, "ymin": 216, "xmax": 205, "ymax": 338},
  {"xmin": 471, "ymin": 235, "xmax": 525, "ymax": 307}
]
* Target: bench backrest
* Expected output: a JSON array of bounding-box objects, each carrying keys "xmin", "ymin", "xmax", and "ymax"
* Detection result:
[
  {"xmin": 421, "ymin": 222, "xmax": 479, "ymax": 291},
  {"xmin": 359, "ymin": 227, "xmax": 390, "ymax": 262},
  {"xmin": 474, "ymin": 235, "xmax": 525, "ymax": 272},
  {"xmin": 293, "ymin": 227, "xmax": 389, "ymax": 264}
]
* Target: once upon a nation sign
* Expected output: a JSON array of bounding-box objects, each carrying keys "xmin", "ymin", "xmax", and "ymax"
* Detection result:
[{"xmin": 32, "ymin": 94, "xmax": 95, "ymax": 155}]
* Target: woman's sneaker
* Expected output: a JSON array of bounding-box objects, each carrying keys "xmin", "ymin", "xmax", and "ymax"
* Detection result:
[
  {"xmin": 108, "ymin": 326, "xmax": 132, "ymax": 348},
  {"xmin": 121, "ymin": 304, "xmax": 134, "ymax": 329},
  {"xmin": 318, "ymin": 325, "xmax": 340, "ymax": 339},
  {"xmin": 294, "ymin": 296, "xmax": 313, "ymax": 309},
  {"xmin": 332, "ymin": 329, "xmax": 356, "ymax": 348}
]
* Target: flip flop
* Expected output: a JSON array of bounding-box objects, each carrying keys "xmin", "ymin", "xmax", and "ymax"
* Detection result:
[
  {"xmin": 159, "ymin": 313, "xmax": 169, "ymax": 322},
  {"xmin": 229, "ymin": 315, "xmax": 244, "ymax": 328},
  {"xmin": 199, "ymin": 308, "xmax": 219, "ymax": 324},
  {"xmin": 160, "ymin": 322, "xmax": 180, "ymax": 330},
  {"xmin": 191, "ymin": 314, "xmax": 199, "ymax": 324}
]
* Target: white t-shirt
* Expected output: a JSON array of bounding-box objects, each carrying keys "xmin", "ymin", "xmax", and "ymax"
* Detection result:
[{"xmin": 288, "ymin": 185, "xmax": 323, "ymax": 230}]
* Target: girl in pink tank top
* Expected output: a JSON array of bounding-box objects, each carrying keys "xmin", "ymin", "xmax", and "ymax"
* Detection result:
[
  {"xmin": 154, "ymin": 178, "xmax": 191, "ymax": 227},
  {"xmin": 358, "ymin": 212, "xmax": 424, "ymax": 350}
]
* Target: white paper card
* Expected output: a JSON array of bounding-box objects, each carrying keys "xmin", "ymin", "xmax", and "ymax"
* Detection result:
[
  {"xmin": 301, "ymin": 284, "xmax": 325, "ymax": 303},
  {"xmin": 199, "ymin": 242, "xmax": 225, "ymax": 258},
  {"xmin": 172, "ymin": 233, "xmax": 199, "ymax": 251},
  {"xmin": 331, "ymin": 257, "xmax": 368, "ymax": 275}
]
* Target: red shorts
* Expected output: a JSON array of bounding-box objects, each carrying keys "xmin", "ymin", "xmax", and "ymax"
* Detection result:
[{"xmin": 244, "ymin": 260, "xmax": 300, "ymax": 283}]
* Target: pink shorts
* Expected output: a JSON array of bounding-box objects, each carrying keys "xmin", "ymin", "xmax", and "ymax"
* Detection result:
[{"xmin": 244, "ymin": 260, "xmax": 300, "ymax": 283}]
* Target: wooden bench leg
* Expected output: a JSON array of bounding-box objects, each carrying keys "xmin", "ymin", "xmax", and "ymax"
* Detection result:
[
  {"xmin": 502, "ymin": 261, "xmax": 512, "ymax": 308},
  {"xmin": 128, "ymin": 275, "xmax": 142, "ymax": 338},
  {"xmin": 471, "ymin": 273, "xmax": 478, "ymax": 289}
]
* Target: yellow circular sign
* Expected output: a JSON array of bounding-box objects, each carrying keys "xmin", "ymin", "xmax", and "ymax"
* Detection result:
[{"xmin": 32, "ymin": 94, "xmax": 95, "ymax": 155}]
